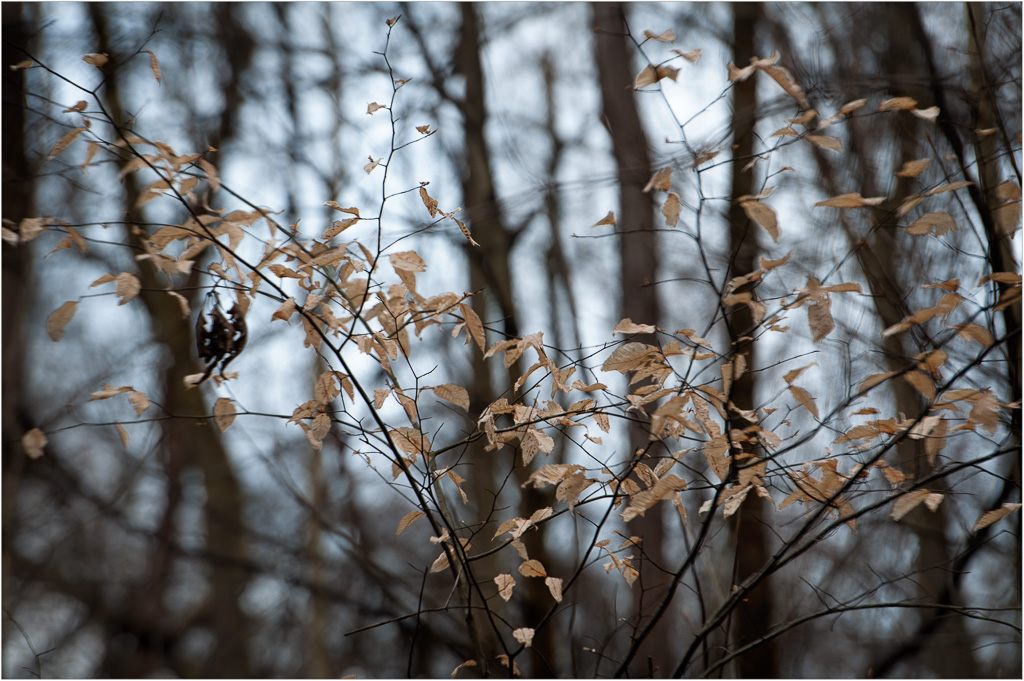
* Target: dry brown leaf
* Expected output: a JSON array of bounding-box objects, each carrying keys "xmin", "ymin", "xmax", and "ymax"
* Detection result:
[
  {"xmin": 433, "ymin": 383, "xmax": 470, "ymax": 412},
  {"xmin": 972, "ymin": 503, "xmax": 1022, "ymax": 531},
  {"xmin": 545, "ymin": 576, "xmax": 563, "ymax": 603},
  {"xmin": 518, "ymin": 559, "xmax": 547, "ymax": 578},
  {"xmin": 46, "ymin": 301, "xmax": 77, "ymax": 341},
  {"xmin": 90, "ymin": 383, "xmax": 132, "ymax": 401},
  {"xmin": 366, "ymin": 102, "xmax": 385, "ymax": 114},
  {"xmin": 396, "ymin": 510, "xmax": 425, "ymax": 535},
  {"xmin": 783, "ymin": 362, "xmax": 818, "ymax": 384},
  {"xmin": 459, "ymin": 302, "xmax": 486, "ymax": 353},
  {"xmin": 452, "ymin": 215, "xmax": 480, "ymax": 247},
  {"xmin": 953, "ymin": 323, "xmax": 994, "ymax": 346},
  {"xmin": 807, "ymin": 297, "xmax": 834, "ymax": 343},
  {"xmin": 968, "ymin": 391, "xmax": 1000, "ymax": 434},
  {"xmin": 806, "ymin": 135, "xmax": 843, "ymax": 152},
  {"xmin": 613, "ymin": 318, "xmax": 656, "ymax": 335},
  {"xmin": 643, "ymin": 28, "xmax": 676, "ymax": 42},
  {"xmin": 451, "ymin": 660, "xmax": 478, "ymax": 679},
  {"xmin": 903, "ymin": 371, "xmax": 936, "ymax": 401},
  {"xmin": 321, "ymin": 218, "xmax": 358, "ymax": 240},
  {"xmin": 128, "ymin": 391, "xmax": 151, "ymax": 416},
  {"xmin": 363, "ymin": 156, "xmax": 380, "ymax": 174},
  {"xmin": 662, "ymin": 192, "xmax": 682, "ymax": 227},
  {"xmin": 760, "ymin": 252, "xmax": 792, "ymax": 270},
  {"xmin": 601, "ymin": 342, "xmax": 659, "ymax": 373},
  {"xmin": 878, "ymin": 96, "xmax": 918, "ymax": 111},
  {"xmin": 895, "ymin": 158, "xmax": 930, "ymax": 178},
  {"xmin": 115, "ymin": 423, "xmax": 130, "ymax": 447},
  {"xmin": 907, "ymin": 212, "xmax": 956, "ymax": 236},
  {"xmin": 144, "ymin": 49, "xmax": 161, "ymax": 83},
  {"xmin": 115, "ymin": 272, "xmax": 141, "ymax": 306},
  {"xmin": 48, "ymin": 127, "xmax": 87, "ymax": 159},
  {"xmin": 643, "ymin": 168, "xmax": 674, "ymax": 193},
  {"xmin": 674, "ymin": 48, "xmax": 702, "ymax": 63},
  {"xmin": 788, "ymin": 385, "xmax": 820, "ymax": 419},
  {"xmin": 22, "ymin": 428, "xmax": 47, "ymax": 459},
  {"xmin": 390, "ymin": 250, "xmax": 426, "ymax": 272},
  {"xmin": 927, "ymin": 180, "xmax": 973, "ymax": 196},
  {"xmin": 494, "ymin": 573, "xmax": 515, "ymax": 602},
  {"xmin": 911, "ymin": 106, "xmax": 939, "ymax": 122},
  {"xmin": 739, "ymin": 199, "xmax": 779, "ymax": 242},
  {"xmin": 513, "ymin": 628, "xmax": 535, "ymax": 648},
  {"xmin": 82, "ymin": 53, "xmax": 108, "ymax": 67},
  {"xmin": 272, "ymin": 297, "xmax": 297, "ymax": 323},
  {"xmin": 815, "ymin": 192, "xmax": 886, "ymax": 208},
  {"xmin": 838, "ymin": 98, "xmax": 868, "ymax": 115},
  {"xmin": 419, "ymin": 185, "xmax": 439, "ymax": 218},
  {"xmin": 592, "ymin": 210, "xmax": 616, "ymax": 228},
  {"xmin": 891, "ymin": 489, "xmax": 929, "ymax": 521},
  {"xmin": 763, "ymin": 63, "xmax": 809, "ymax": 109},
  {"xmin": 213, "ymin": 397, "xmax": 236, "ymax": 432},
  {"xmin": 634, "ymin": 64, "xmax": 658, "ymax": 89}
]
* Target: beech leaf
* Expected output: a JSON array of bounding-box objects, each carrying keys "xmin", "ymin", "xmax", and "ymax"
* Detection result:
[
  {"xmin": 47, "ymin": 301, "xmax": 77, "ymax": 341},
  {"xmin": 972, "ymin": 503, "xmax": 1022, "ymax": 531},
  {"xmin": 22, "ymin": 428, "xmax": 47, "ymax": 459},
  {"xmin": 213, "ymin": 397, "xmax": 236, "ymax": 432},
  {"xmin": 396, "ymin": 510, "xmax": 425, "ymax": 535}
]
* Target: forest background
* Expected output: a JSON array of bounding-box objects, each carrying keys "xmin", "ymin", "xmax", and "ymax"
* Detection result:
[{"xmin": 2, "ymin": 2, "xmax": 1021, "ymax": 678}]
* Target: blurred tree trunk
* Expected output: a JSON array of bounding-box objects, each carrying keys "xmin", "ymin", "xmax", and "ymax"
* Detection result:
[
  {"xmin": 725, "ymin": 3, "xmax": 777, "ymax": 677},
  {"xmin": 791, "ymin": 3, "xmax": 984, "ymax": 676},
  {"xmin": 592, "ymin": 3, "xmax": 669, "ymax": 675},
  {"xmin": 1, "ymin": 0, "xmax": 37, "ymax": 621},
  {"xmin": 455, "ymin": 5, "xmax": 556, "ymax": 674},
  {"xmin": 87, "ymin": 5, "xmax": 254, "ymax": 676}
]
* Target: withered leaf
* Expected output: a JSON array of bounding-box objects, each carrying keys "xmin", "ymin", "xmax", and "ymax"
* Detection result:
[
  {"xmin": 891, "ymin": 489, "xmax": 930, "ymax": 521},
  {"xmin": 494, "ymin": 573, "xmax": 515, "ymax": 602},
  {"xmin": 545, "ymin": 576, "xmax": 563, "ymax": 602},
  {"xmin": 673, "ymin": 48, "xmax": 702, "ymax": 63},
  {"xmin": 419, "ymin": 185, "xmax": 439, "ymax": 218},
  {"xmin": 128, "ymin": 391, "xmax": 151, "ymax": 416},
  {"xmin": 22, "ymin": 428, "xmax": 47, "ymax": 459},
  {"xmin": 459, "ymin": 302, "xmax": 486, "ymax": 353},
  {"xmin": 213, "ymin": 397, "xmax": 236, "ymax": 432},
  {"xmin": 144, "ymin": 50, "xmax": 161, "ymax": 83},
  {"xmin": 390, "ymin": 250, "xmax": 426, "ymax": 272},
  {"xmin": 592, "ymin": 211, "xmax": 616, "ymax": 228},
  {"xmin": 48, "ymin": 127, "xmax": 87, "ymax": 159},
  {"xmin": 806, "ymin": 135, "xmax": 843, "ymax": 152},
  {"xmin": 518, "ymin": 559, "xmax": 547, "ymax": 578},
  {"xmin": 895, "ymin": 158, "xmax": 930, "ymax": 178},
  {"xmin": 82, "ymin": 53, "xmax": 108, "ymax": 67},
  {"xmin": 613, "ymin": 318, "xmax": 656, "ymax": 335},
  {"xmin": 642, "ymin": 28, "xmax": 676, "ymax": 42},
  {"xmin": 433, "ymin": 383, "xmax": 470, "ymax": 412},
  {"xmin": 814, "ymin": 192, "xmax": 885, "ymax": 208},
  {"xmin": 513, "ymin": 628, "xmax": 534, "ymax": 648},
  {"xmin": 662, "ymin": 192, "xmax": 682, "ymax": 227},
  {"xmin": 788, "ymin": 385, "xmax": 819, "ymax": 419},
  {"xmin": 396, "ymin": 510, "xmax": 425, "ymax": 536},
  {"xmin": 643, "ymin": 168, "xmax": 674, "ymax": 193},
  {"xmin": 115, "ymin": 272, "xmax": 141, "ymax": 305},
  {"xmin": 47, "ymin": 301, "xmax": 77, "ymax": 341},
  {"xmin": 739, "ymin": 199, "xmax": 779, "ymax": 242},
  {"xmin": 972, "ymin": 503, "xmax": 1022, "ymax": 531},
  {"xmin": 878, "ymin": 96, "xmax": 917, "ymax": 111}
]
